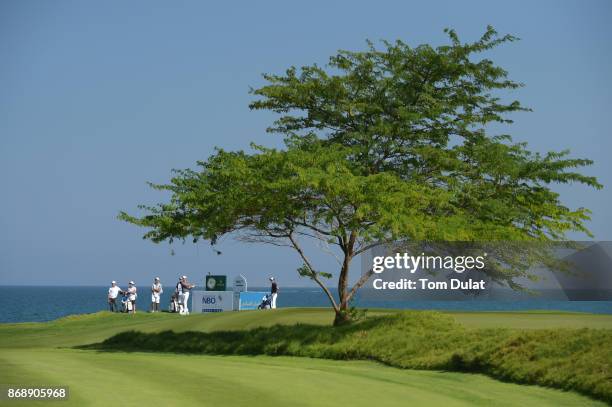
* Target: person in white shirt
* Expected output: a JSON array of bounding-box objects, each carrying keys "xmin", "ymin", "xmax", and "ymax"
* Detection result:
[
  {"xmin": 269, "ymin": 277, "xmax": 278, "ymax": 309},
  {"xmin": 107, "ymin": 281, "xmax": 122, "ymax": 312},
  {"xmin": 127, "ymin": 281, "xmax": 138, "ymax": 313},
  {"xmin": 151, "ymin": 277, "xmax": 163, "ymax": 312},
  {"xmin": 178, "ymin": 275, "xmax": 194, "ymax": 315}
]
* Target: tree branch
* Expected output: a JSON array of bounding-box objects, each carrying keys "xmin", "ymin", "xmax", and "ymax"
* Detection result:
[
  {"xmin": 288, "ymin": 233, "xmax": 339, "ymax": 311},
  {"xmin": 353, "ymin": 241, "xmax": 384, "ymax": 256},
  {"xmin": 345, "ymin": 267, "xmax": 374, "ymax": 303}
]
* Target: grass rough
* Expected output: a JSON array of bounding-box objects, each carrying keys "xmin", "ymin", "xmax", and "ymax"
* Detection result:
[{"xmin": 86, "ymin": 311, "xmax": 612, "ymax": 404}]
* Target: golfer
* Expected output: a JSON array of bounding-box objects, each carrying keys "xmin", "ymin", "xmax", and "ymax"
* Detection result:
[
  {"xmin": 175, "ymin": 277, "xmax": 184, "ymax": 314},
  {"xmin": 178, "ymin": 275, "xmax": 194, "ymax": 315},
  {"xmin": 269, "ymin": 277, "xmax": 278, "ymax": 309},
  {"xmin": 151, "ymin": 277, "xmax": 163, "ymax": 312},
  {"xmin": 127, "ymin": 281, "xmax": 138, "ymax": 313},
  {"xmin": 107, "ymin": 281, "xmax": 122, "ymax": 312}
]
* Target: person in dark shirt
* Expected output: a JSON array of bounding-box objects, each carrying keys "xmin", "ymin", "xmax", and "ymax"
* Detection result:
[{"xmin": 269, "ymin": 277, "xmax": 278, "ymax": 309}]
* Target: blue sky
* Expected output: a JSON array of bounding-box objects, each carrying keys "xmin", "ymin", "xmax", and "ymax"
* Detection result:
[{"xmin": 1, "ymin": 0, "xmax": 610, "ymax": 287}]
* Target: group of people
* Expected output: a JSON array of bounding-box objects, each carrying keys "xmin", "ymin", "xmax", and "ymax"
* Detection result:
[
  {"xmin": 108, "ymin": 275, "xmax": 278, "ymax": 314},
  {"xmin": 107, "ymin": 276, "xmax": 194, "ymax": 315},
  {"xmin": 107, "ymin": 280, "xmax": 139, "ymax": 313}
]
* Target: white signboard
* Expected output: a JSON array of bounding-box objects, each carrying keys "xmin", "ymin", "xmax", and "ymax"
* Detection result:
[
  {"xmin": 233, "ymin": 274, "xmax": 248, "ymax": 311},
  {"xmin": 191, "ymin": 291, "xmax": 234, "ymax": 313}
]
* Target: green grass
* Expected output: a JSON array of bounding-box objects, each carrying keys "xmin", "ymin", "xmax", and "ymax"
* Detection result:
[
  {"xmin": 1, "ymin": 309, "xmax": 610, "ymax": 406},
  {"xmin": 0, "ymin": 349, "xmax": 605, "ymax": 406},
  {"xmin": 0, "ymin": 308, "xmax": 340, "ymax": 349},
  {"xmin": 87, "ymin": 311, "xmax": 612, "ymax": 403},
  {"xmin": 1, "ymin": 308, "xmax": 609, "ymax": 349},
  {"xmin": 450, "ymin": 310, "xmax": 612, "ymax": 330}
]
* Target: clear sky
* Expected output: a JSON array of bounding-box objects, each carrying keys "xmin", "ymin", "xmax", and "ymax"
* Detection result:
[{"xmin": 1, "ymin": 0, "xmax": 611, "ymax": 287}]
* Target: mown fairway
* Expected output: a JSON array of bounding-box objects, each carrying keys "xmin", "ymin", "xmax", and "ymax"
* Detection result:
[
  {"xmin": 1, "ymin": 349, "xmax": 605, "ymax": 407},
  {"xmin": 1, "ymin": 309, "xmax": 610, "ymax": 406}
]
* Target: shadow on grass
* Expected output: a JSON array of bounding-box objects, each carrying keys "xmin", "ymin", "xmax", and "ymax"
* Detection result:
[
  {"xmin": 79, "ymin": 315, "xmax": 387, "ymax": 356},
  {"xmin": 78, "ymin": 311, "xmax": 612, "ymax": 404}
]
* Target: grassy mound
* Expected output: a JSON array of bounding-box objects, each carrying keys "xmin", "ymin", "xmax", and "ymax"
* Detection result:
[{"xmin": 87, "ymin": 311, "xmax": 612, "ymax": 403}]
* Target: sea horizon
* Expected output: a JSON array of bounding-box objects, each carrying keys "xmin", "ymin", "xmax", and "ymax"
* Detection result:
[{"xmin": 1, "ymin": 286, "xmax": 611, "ymax": 324}]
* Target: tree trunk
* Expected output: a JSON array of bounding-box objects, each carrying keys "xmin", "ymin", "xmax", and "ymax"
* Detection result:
[
  {"xmin": 290, "ymin": 231, "xmax": 364, "ymax": 327},
  {"xmin": 334, "ymin": 261, "xmax": 351, "ymax": 326},
  {"xmin": 333, "ymin": 304, "xmax": 351, "ymax": 326},
  {"xmin": 334, "ymin": 232, "xmax": 356, "ymax": 326},
  {"xmin": 334, "ymin": 266, "xmax": 352, "ymax": 326}
]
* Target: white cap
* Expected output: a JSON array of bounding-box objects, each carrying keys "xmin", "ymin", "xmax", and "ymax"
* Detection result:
[
  {"xmin": 111, "ymin": 280, "xmax": 116, "ymax": 284},
  {"xmin": 269, "ymin": 277, "xmax": 275, "ymax": 281},
  {"xmin": 181, "ymin": 275, "xmax": 187, "ymax": 279},
  {"xmin": 155, "ymin": 277, "xmax": 160, "ymax": 281},
  {"xmin": 129, "ymin": 281, "xmax": 135, "ymax": 285}
]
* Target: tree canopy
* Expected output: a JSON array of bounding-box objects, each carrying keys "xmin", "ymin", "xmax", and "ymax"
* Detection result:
[{"xmin": 120, "ymin": 27, "xmax": 601, "ymax": 325}]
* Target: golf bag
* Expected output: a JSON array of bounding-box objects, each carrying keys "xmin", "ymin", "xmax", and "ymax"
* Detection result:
[{"xmin": 258, "ymin": 294, "xmax": 272, "ymax": 309}]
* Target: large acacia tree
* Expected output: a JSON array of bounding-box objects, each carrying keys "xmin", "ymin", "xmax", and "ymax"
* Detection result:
[{"xmin": 120, "ymin": 27, "xmax": 601, "ymax": 325}]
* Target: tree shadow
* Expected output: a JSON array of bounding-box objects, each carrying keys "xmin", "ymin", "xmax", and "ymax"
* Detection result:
[{"xmin": 77, "ymin": 314, "xmax": 390, "ymax": 355}]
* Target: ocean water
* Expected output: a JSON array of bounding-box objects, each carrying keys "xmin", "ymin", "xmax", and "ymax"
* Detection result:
[{"xmin": 0, "ymin": 286, "xmax": 610, "ymax": 323}]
